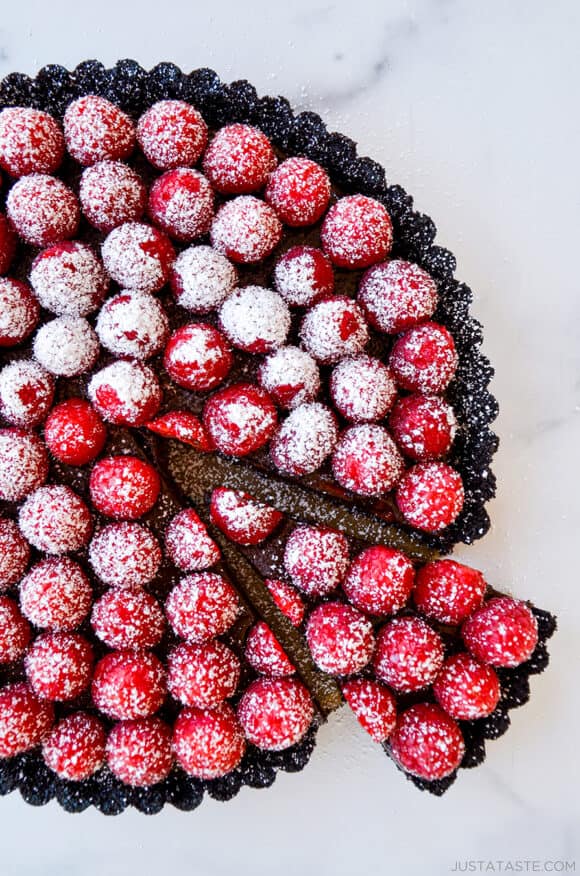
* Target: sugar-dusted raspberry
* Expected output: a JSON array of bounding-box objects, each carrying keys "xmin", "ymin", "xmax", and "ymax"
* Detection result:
[
  {"xmin": 389, "ymin": 703, "xmax": 465, "ymax": 780},
  {"xmin": 88, "ymin": 360, "xmax": 162, "ymax": 426},
  {"xmin": 219, "ymin": 285, "xmax": 291, "ymax": 354},
  {"xmin": 106, "ymin": 717, "xmax": 173, "ymax": 786},
  {"xmin": 91, "ymin": 588, "xmax": 165, "ymax": 651},
  {"xmin": 259, "ymin": 346, "xmax": 320, "ymax": 410},
  {"xmin": 0, "ymin": 107, "xmax": 64, "ymax": 177},
  {"xmin": 358, "ymin": 260, "xmax": 438, "ymax": 334},
  {"xmin": 300, "ymin": 296, "xmax": 369, "ymax": 364},
  {"xmin": 42, "ymin": 712, "xmax": 106, "ymax": 780},
  {"xmin": 6, "ymin": 174, "xmax": 80, "ymax": 247},
  {"xmin": 0, "ymin": 517, "xmax": 30, "ymax": 589},
  {"xmin": 33, "ymin": 316, "xmax": 100, "ymax": 378},
  {"xmin": 0, "ymin": 215, "xmax": 17, "ymax": 275},
  {"xmin": 413, "ymin": 559, "xmax": 487, "ymax": 625},
  {"xmin": 330, "ymin": 355, "xmax": 397, "ymax": 423},
  {"xmin": 25, "ymin": 632, "xmax": 94, "ymax": 701},
  {"xmin": 238, "ymin": 677, "xmax": 314, "ymax": 751},
  {"xmin": 165, "ymin": 572, "xmax": 240, "ymax": 643},
  {"xmin": 245, "ymin": 622, "xmax": 295, "ymax": 677},
  {"xmin": 148, "ymin": 169, "xmax": 214, "ymax": 242},
  {"xmin": 44, "ymin": 398, "xmax": 107, "ymax": 466},
  {"xmin": 137, "ymin": 99, "xmax": 208, "ymax": 170},
  {"xmin": 163, "ymin": 323, "xmax": 233, "ymax": 391},
  {"xmin": 0, "ymin": 683, "xmax": 54, "ymax": 757},
  {"xmin": 265, "ymin": 157, "xmax": 331, "ymax": 226},
  {"xmin": 202, "ymin": 124, "xmax": 277, "ymax": 194},
  {"xmin": 101, "ymin": 222, "xmax": 175, "ymax": 294},
  {"xmin": 373, "ymin": 616, "xmax": 444, "ymax": 693},
  {"xmin": 389, "ymin": 394, "xmax": 457, "ymax": 462},
  {"xmin": 321, "ymin": 195, "xmax": 393, "ymax": 270},
  {"xmin": 211, "ymin": 196, "xmax": 282, "ymax": 264},
  {"xmin": 89, "ymin": 522, "xmax": 161, "ymax": 588},
  {"xmin": 462, "ymin": 597, "xmax": 538, "ymax": 668},
  {"xmin": 263, "ymin": 580, "xmax": 304, "ymax": 628},
  {"xmin": 20, "ymin": 558, "xmax": 92, "ymax": 631},
  {"xmin": 173, "ymin": 703, "xmax": 245, "ymax": 778},
  {"xmin": 0, "ymin": 278, "xmax": 39, "ymax": 347},
  {"xmin": 89, "ymin": 455, "xmax": 161, "ymax": 520},
  {"xmin": 92, "ymin": 650, "xmax": 166, "ymax": 720},
  {"xmin": 0, "ymin": 428, "xmax": 48, "ymax": 503},
  {"xmin": 29, "ymin": 241, "xmax": 109, "ymax": 317},
  {"xmin": 270, "ymin": 402, "xmax": 338, "ymax": 476},
  {"xmin": 396, "ymin": 462, "xmax": 464, "ymax": 532},
  {"xmin": 170, "ymin": 245, "xmax": 237, "ymax": 314},
  {"xmin": 63, "ymin": 95, "xmax": 136, "ymax": 165},
  {"xmin": 96, "ymin": 290, "xmax": 169, "ymax": 360},
  {"xmin": 343, "ymin": 546, "xmax": 415, "ymax": 617},
  {"xmin": 342, "ymin": 678, "xmax": 397, "ymax": 743},
  {"xmin": 209, "ymin": 488, "xmax": 283, "ymax": 546},
  {"xmin": 433, "ymin": 653, "xmax": 501, "ymax": 720},
  {"xmin": 168, "ymin": 641, "xmax": 241, "ymax": 708},
  {"xmin": 145, "ymin": 411, "xmax": 214, "ymax": 452},
  {"xmin": 203, "ymin": 383, "xmax": 277, "ymax": 457},
  {"xmin": 0, "ymin": 596, "xmax": 31, "ymax": 663},
  {"xmin": 79, "ymin": 161, "xmax": 147, "ymax": 232},
  {"xmin": 284, "ymin": 526, "xmax": 350, "ymax": 597},
  {"xmin": 0, "ymin": 359, "xmax": 54, "ymax": 427},
  {"xmin": 306, "ymin": 602, "xmax": 375, "ymax": 675},
  {"xmin": 165, "ymin": 508, "xmax": 220, "ymax": 572},
  {"xmin": 389, "ymin": 322, "xmax": 458, "ymax": 395},
  {"xmin": 19, "ymin": 484, "xmax": 92, "ymax": 554},
  {"xmin": 332, "ymin": 424, "xmax": 405, "ymax": 497},
  {"xmin": 273, "ymin": 245, "xmax": 335, "ymax": 307}
]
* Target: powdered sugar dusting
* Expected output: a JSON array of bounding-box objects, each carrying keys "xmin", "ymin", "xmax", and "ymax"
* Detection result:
[
  {"xmin": 29, "ymin": 241, "xmax": 109, "ymax": 317},
  {"xmin": 219, "ymin": 286, "xmax": 290, "ymax": 353},
  {"xmin": 330, "ymin": 355, "xmax": 397, "ymax": 423},
  {"xmin": 270, "ymin": 402, "xmax": 338, "ymax": 475},
  {"xmin": 33, "ymin": 316, "xmax": 100, "ymax": 377},
  {"xmin": 96, "ymin": 290, "xmax": 169, "ymax": 360},
  {"xmin": 259, "ymin": 346, "xmax": 320, "ymax": 409},
  {"xmin": 300, "ymin": 296, "xmax": 369, "ymax": 363},
  {"xmin": 171, "ymin": 245, "xmax": 237, "ymax": 313}
]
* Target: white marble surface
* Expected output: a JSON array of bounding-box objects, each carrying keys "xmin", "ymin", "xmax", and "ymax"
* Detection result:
[{"xmin": 1, "ymin": 1, "xmax": 579, "ymax": 873}]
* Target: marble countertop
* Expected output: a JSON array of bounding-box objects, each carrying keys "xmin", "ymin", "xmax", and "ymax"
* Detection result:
[{"xmin": 1, "ymin": 1, "xmax": 579, "ymax": 874}]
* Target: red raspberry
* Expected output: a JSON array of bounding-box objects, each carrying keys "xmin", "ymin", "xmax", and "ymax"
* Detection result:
[
  {"xmin": 165, "ymin": 572, "xmax": 240, "ymax": 643},
  {"xmin": 389, "ymin": 703, "xmax": 465, "ymax": 780},
  {"xmin": 358, "ymin": 260, "xmax": 438, "ymax": 334},
  {"xmin": 137, "ymin": 100, "xmax": 208, "ymax": 170},
  {"xmin": 0, "ymin": 596, "xmax": 31, "ymax": 663},
  {"xmin": 273, "ymin": 245, "xmax": 335, "ymax": 307},
  {"xmin": 164, "ymin": 323, "xmax": 233, "ymax": 391},
  {"xmin": 173, "ymin": 703, "xmax": 245, "ymax": 778},
  {"xmin": 96, "ymin": 290, "xmax": 169, "ymax": 360},
  {"xmin": 164, "ymin": 508, "xmax": 220, "ymax": 572},
  {"xmin": 20, "ymin": 557, "xmax": 93, "ymax": 631},
  {"xmin": 462, "ymin": 597, "xmax": 538, "ymax": 667},
  {"xmin": 91, "ymin": 588, "xmax": 165, "ymax": 650},
  {"xmin": 321, "ymin": 195, "xmax": 393, "ymax": 269},
  {"xmin": 238, "ymin": 678, "xmax": 314, "ymax": 751},
  {"xmin": 343, "ymin": 546, "xmax": 415, "ymax": 617},
  {"xmin": 6, "ymin": 174, "xmax": 80, "ymax": 247},
  {"xmin": 219, "ymin": 285, "xmax": 290, "ymax": 354},
  {"xmin": 390, "ymin": 322, "xmax": 458, "ymax": 395},
  {"xmin": 19, "ymin": 484, "xmax": 92, "ymax": 554},
  {"xmin": 44, "ymin": 398, "xmax": 107, "ymax": 466},
  {"xmin": 245, "ymin": 622, "xmax": 295, "ymax": 678},
  {"xmin": 332, "ymin": 424, "xmax": 405, "ymax": 497},
  {"xmin": 148, "ymin": 169, "xmax": 214, "ymax": 242},
  {"xmin": 373, "ymin": 616, "xmax": 444, "ymax": 693},
  {"xmin": 79, "ymin": 161, "xmax": 147, "ymax": 232},
  {"xmin": 42, "ymin": 712, "xmax": 106, "ymax": 780},
  {"xmin": 342, "ymin": 679, "xmax": 397, "ymax": 743},
  {"xmin": 89, "ymin": 455, "xmax": 161, "ymax": 520},
  {"xmin": 0, "ymin": 360, "xmax": 54, "ymax": 427},
  {"xmin": 306, "ymin": 602, "xmax": 375, "ymax": 675},
  {"xmin": 211, "ymin": 196, "xmax": 282, "ymax": 264},
  {"xmin": 264, "ymin": 579, "xmax": 305, "ymax": 627},
  {"xmin": 389, "ymin": 394, "xmax": 457, "ymax": 462},
  {"xmin": 209, "ymin": 488, "xmax": 283, "ymax": 546},
  {"xmin": 145, "ymin": 411, "xmax": 215, "ymax": 452},
  {"xmin": 270, "ymin": 402, "xmax": 338, "ymax": 476},
  {"xmin": 433, "ymin": 652, "xmax": 501, "ymax": 720},
  {"xmin": 168, "ymin": 641, "xmax": 240, "ymax": 708},
  {"xmin": 0, "ymin": 428, "xmax": 48, "ymax": 503},
  {"xmin": 300, "ymin": 296, "xmax": 369, "ymax": 364},
  {"xmin": 29, "ymin": 241, "xmax": 109, "ymax": 317},
  {"xmin": 63, "ymin": 96, "xmax": 136, "ymax": 165},
  {"xmin": 396, "ymin": 462, "xmax": 464, "ymax": 532},
  {"xmin": 284, "ymin": 526, "xmax": 350, "ymax": 597},
  {"xmin": 0, "ymin": 215, "xmax": 17, "ymax": 275},
  {"xmin": 25, "ymin": 632, "xmax": 94, "ymax": 701},
  {"xmin": 202, "ymin": 124, "xmax": 276, "ymax": 194},
  {"xmin": 0, "ymin": 517, "xmax": 30, "ymax": 589},
  {"xmin": 170, "ymin": 245, "xmax": 237, "ymax": 314},
  {"xmin": 265, "ymin": 157, "xmax": 331, "ymax": 226},
  {"xmin": 413, "ymin": 559, "xmax": 487, "ymax": 625},
  {"xmin": 33, "ymin": 316, "xmax": 100, "ymax": 378},
  {"xmin": 89, "ymin": 522, "xmax": 161, "ymax": 588},
  {"xmin": 106, "ymin": 717, "xmax": 174, "ymax": 786},
  {"xmin": 88, "ymin": 360, "xmax": 162, "ymax": 426},
  {"xmin": 0, "ymin": 107, "xmax": 64, "ymax": 177},
  {"xmin": 330, "ymin": 355, "xmax": 397, "ymax": 423},
  {"xmin": 259, "ymin": 346, "xmax": 320, "ymax": 410},
  {"xmin": 0, "ymin": 683, "xmax": 54, "ymax": 757},
  {"xmin": 203, "ymin": 383, "xmax": 277, "ymax": 457},
  {"xmin": 101, "ymin": 222, "xmax": 175, "ymax": 294},
  {"xmin": 0, "ymin": 278, "xmax": 39, "ymax": 346},
  {"xmin": 92, "ymin": 651, "xmax": 166, "ymax": 720}
]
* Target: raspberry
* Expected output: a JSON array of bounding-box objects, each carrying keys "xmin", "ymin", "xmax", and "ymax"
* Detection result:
[
  {"xmin": 259, "ymin": 346, "xmax": 320, "ymax": 410},
  {"xmin": 89, "ymin": 522, "xmax": 161, "ymax": 588},
  {"xmin": 389, "ymin": 703, "xmax": 465, "ymax": 780},
  {"xmin": 63, "ymin": 96, "xmax": 136, "ymax": 165},
  {"xmin": 101, "ymin": 222, "xmax": 175, "ymax": 294},
  {"xmin": 0, "ymin": 518, "xmax": 30, "ymax": 589},
  {"xmin": 202, "ymin": 124, "xmax": 276, "ymax": 194},
  {"xmin": 389, "ymin": 394, "xmax": 457, "ymax": 462},
  {"xmin": 0, "ymin": 428, "xmax": 48, "ymax": 503},
  {"xmin": 273, "ymin": 246, "xmax": 334, "ymax": 307},
  {"xmin": 96, "ymin": 290, "xmax": 169, "ymax": 360},
  {"xmin": 148, "ymin": 169, "xmax": 214, "ymax": 242},
  {"xmin": 0, "ymin": 107, "xmax": 64, "ymax": 177},
  {"xmin": 0, "ymin": 359, "xmax": 54, "ymax": 427},
  {"xmin": 19, "ymin": 485, "xmax": 92, "ymax": 554},
  {"xmin": 0, "ymin": 278, "xmax": 39, "ymax": 347},
  {"xmin": 396, "ymin": 462, "xmax": 464, "ymax": 532},
  {"xmin": 42, "ymin": 712, "xmax": 106, "ymax": 780},
  {"xmin": 358, "ymin": 260, "xmax": 438, "ymax": 334},
  {"xmin": 284, "ymin": 526, "xmax": 350, "ymax": 597},
  {"xmin": 173, "ymin": 703, "xmax": 245, "ymax": 779},
  {"xmin": 44, "ymin": 398, "xmax": 107, "ymax": 466},
  {"xmin": 88, "ymin": 360, "xmax": 162, "ymax": 426},
  {"xmin": 332, "ymin": 424, "xmax": 405, "ymax": 497},
  {"xmin": 137, "ymin": 100, "xmax": 208, "ymax": 170},
  {"xmin": 6, "ymin": 174, "xmax": 80, "ymax": 247},
  {"xmin": 373, "ymin": 616, "xmax": 444, "ymax": 693},
  {"xmin": 300, "ymin": 297, "xmax": 369, "ymax": 364},
  {"xmin": 165, "ymin": 573, "xmax": 240, "ymax": 643},
  {"xmin": 264, "ymin": 579, "xmax": 305, "ymax": 627},
  {"xmin": 168, "ymin": 641, "xmax": 240, "ymax": 708},
  {"xmin": 237, "ymin": 678, "xmax": 314, "ymax": 751},
  {"xmin": 145, "ymin": 411, "xmax": 214, "ymax": 452},
  {"xmin": 462, "ymin": 597, "xmax": 538, "ymax": 668},
  {"xmin": 389, "ymin": 322, "xmax": 458, "ymax": 395},
  {"xmin": 265, "ymin": 157, "xmax": 331, "ymax": 226},
  {"xmin": 306, "ymin": 602, "xmax": 375, "ymax": 675},
  {"xmin": 270, "ymin": 402, "xmax": 338, "ymax": 476},
  {"xmin": 0, "ymin": 683, "xmax": 54, "ymax": 757},
  {"xmin": 343, "ymin": 546, "xmax": 415, "ymax": 616},
  {"xmin": 330, "ymin": 355, "xmax": 397, "ymax": 423},
  {"xmin": 209, "ymin": 488, "xmax": 283, "ymax": 546},
  {"xmin": 433, "ymin": 653, "xmax": 501, "ymax": 720},
  {"xmin": 203, "ymin": 383, "xmax": 277, "ymax": 457},
  {"xmin": 0, "ymin": 596, "xmax": 31, "ymax": 663},
  {"xmin": 164, "ymin": 323, "xmax": 233, "ymax": 391},
  {"xmin": 342, "ymin": 679, "xmax": 397, "ymax": 743},
  {"xmin": 0, "ymin": 215, "xmax": 17, "ymax": 275},
  {"xmin": 25, "ymin": 632, "xmax": 94, "ymax": 701},
  {"xmin": 321, "ymin": 195, "xmax": 393, "ymax": 269},
  {"xmin": 20, "ymin": 558, "xmax": 93, "ymax": 631},
  {"xmin": 33, "ymin": 316, "xmax": 100, "ymax": 377},
  {"xmin": 170, "ymin": 245, "xmax": 237, "ymax": 314},
  {"xmin": 106, "ymin": 718, "xmax": 173, "ymax": 786},
  {"xmin": 29, "ymin": 241, "xmax": 109, "ymax": 317},
  {"xmin": 164, "ymin": 508, "xmax": 220, "ymax": 572},
  {"xmin": 89, "ymin": 455, "xmax": 161, "ymax": 520},
  {"xmin": 245, "ymin": 622, "xmax": 295, "ymax": 677},
  {"xmin": 413, "ymin": 559, "xmax": 487, "ymax": 625},
  {"xmin": 219, "ymin": 286, "xmax": 291, "ymax": 354},
  {"xmin": 91, "ymin": 588, "xmax": 165, "ymax": 651},
  {"xmin": 79, "ymin": 161, "xmax": 147, "ymax": 232},
  {"xmin": 92, "ymin": 651, "xmax": 166, "ymax": 720},
  {"xmin": 211, "ymin": 196, "xmax": 282, "ymax": 264}
]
